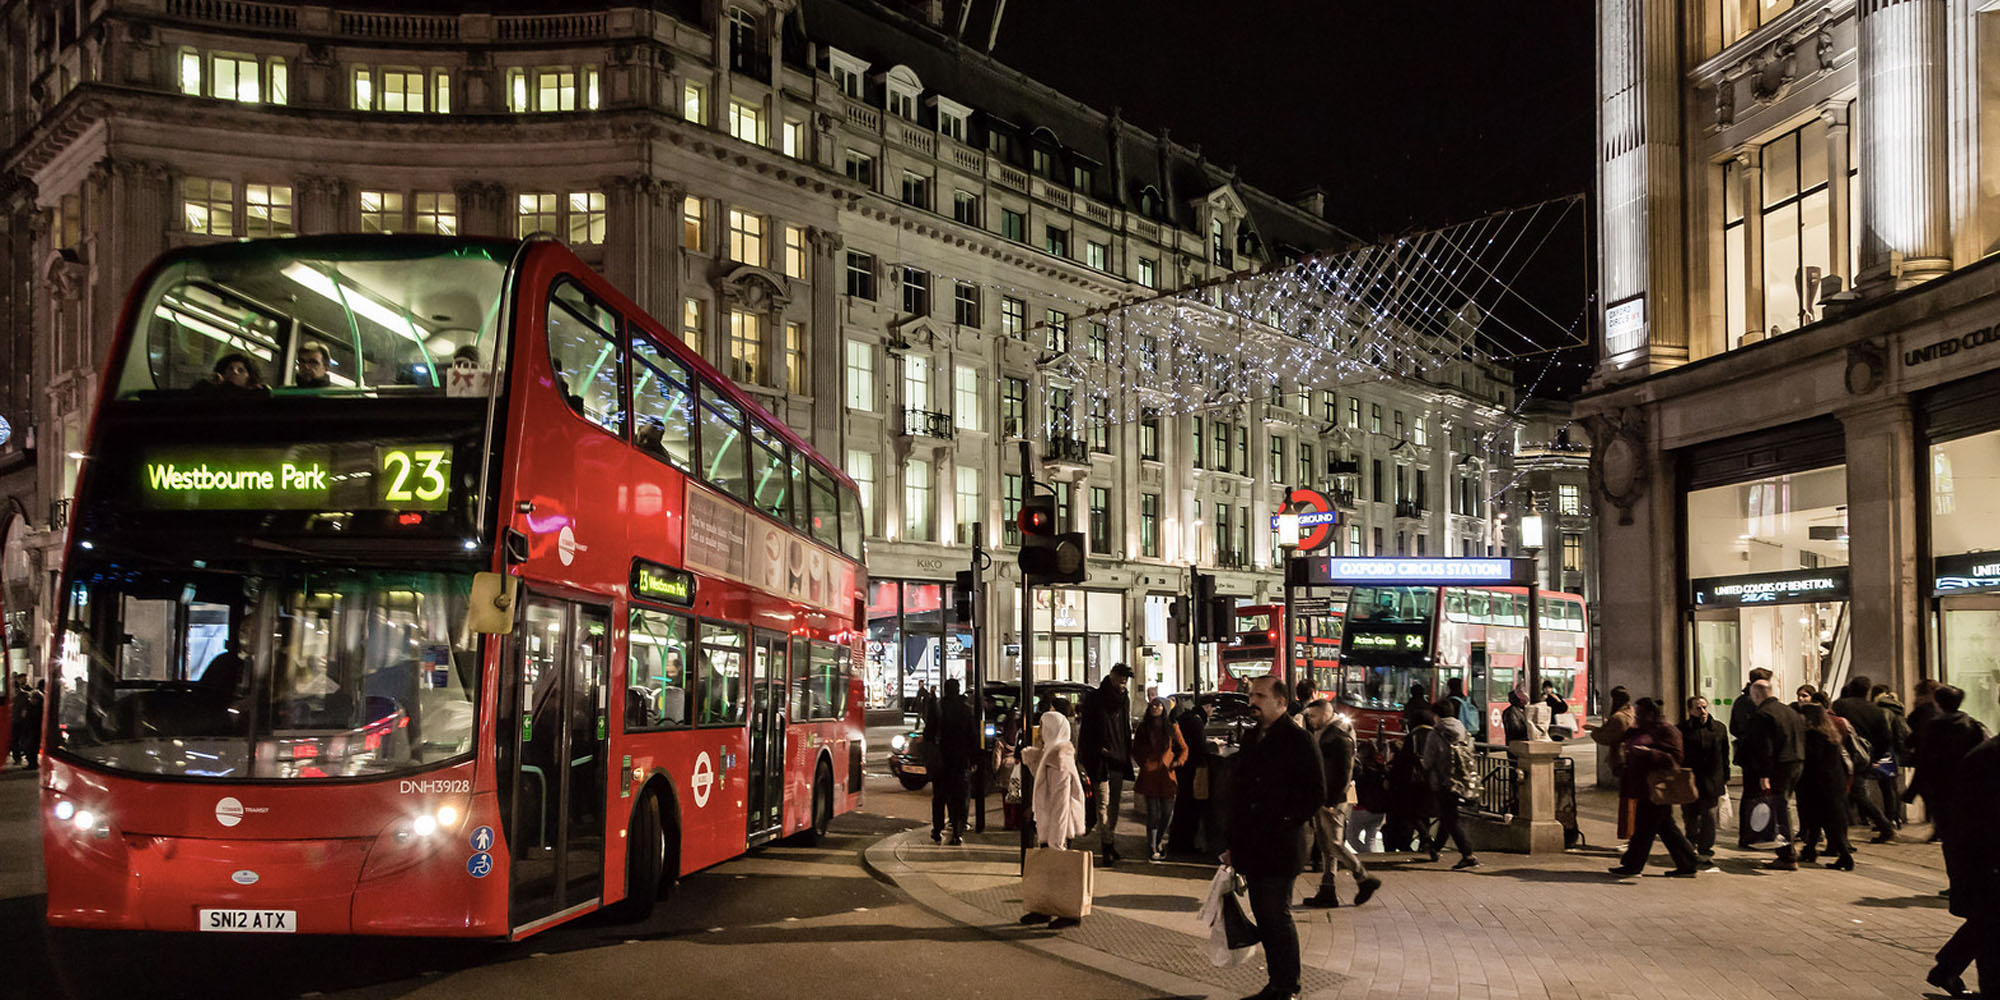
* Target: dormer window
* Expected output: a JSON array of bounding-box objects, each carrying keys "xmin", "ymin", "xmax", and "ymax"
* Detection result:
[
  {"xmin": 726, "ymin": 7, "xmax": 762, "ymax": 74},
  {"xmin": 933, "ymin": 96, "xmax": 971, "ymax": 142},
  {"xmin": 884, "ymin": 65, "xmax": 921, "ymax": 121},
  {"xmin": 1137, "ymin": 186, "xmax": 1163, "ymax": 218},
  {"xmin": 826, "ymin": 48, "xmax": 870, "ymax": 100}
]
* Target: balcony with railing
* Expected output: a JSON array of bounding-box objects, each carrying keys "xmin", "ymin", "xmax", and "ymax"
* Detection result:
[
  {"xmin": 900, "ymin": 408, "xmax": 954, "ymax": 441},
  {"xmin": 1326, "ymin": 458, "xmax": 1360, "ymax": 477},
  {"xmin": 1328, "ymin": 488, "xmax": 1358, "ymax": 509},
  {"xmin": 1215, "ymin": 545, "xmax": 1253, "ymax": 570},
  {"xmin": 1394, "ymin": 499, "xmax": 1425, "ymax": 520},
  {"xmin": 1043, "ymin": 435, "xmax": 1091, "ymax": 469},
  {"xmin": 49, "ymin": 497, "xmax": 71, "ymax": 532}
]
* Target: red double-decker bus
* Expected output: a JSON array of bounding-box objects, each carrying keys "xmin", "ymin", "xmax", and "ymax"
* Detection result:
[
  {"xmin": 40, "ymin": 235, "xmax": 866, "ymax": 938},
  {"xmin": 1216, "ymin": 604, "xmax": 1342, "ymax": 692},
  {"xmin": 1336, "ymin": 584, "xmax": 1588, "ymax": 741}
]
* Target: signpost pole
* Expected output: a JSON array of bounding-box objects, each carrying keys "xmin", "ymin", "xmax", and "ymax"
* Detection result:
[
  {"xmin": 1527, "ymin": 562, "xmax": 1541, "ymax": 712},
  {"xmin": 1018, "ymin": 441, "xmax": 1036, "ymax": 863},
  {"xmin": 971, "ymin": 530, "xmax": 987, "ymax": 833}
]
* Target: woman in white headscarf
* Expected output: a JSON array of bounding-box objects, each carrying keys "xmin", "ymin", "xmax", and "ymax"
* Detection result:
[{"xmin": 1020, "ymin": 709, "xmax": 1088, "ymax": 927}]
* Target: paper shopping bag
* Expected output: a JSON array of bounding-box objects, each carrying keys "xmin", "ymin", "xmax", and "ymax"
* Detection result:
[{"xmin": 1022, "ymin": 847, "xmax": 1093, "ymax": 919}]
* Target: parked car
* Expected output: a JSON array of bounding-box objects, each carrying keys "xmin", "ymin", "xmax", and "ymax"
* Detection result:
[{"xmin": 886, "ymin": 680, "xmax": 1092, "ymax": 790}]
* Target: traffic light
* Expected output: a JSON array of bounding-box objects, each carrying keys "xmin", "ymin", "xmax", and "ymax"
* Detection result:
[
  {"xmin": 1205, "ymin": 596, "xmax": 1233, "ymax": 644},
  {"xmin": 1017, "ymin": 491, "xmax": 1085, "ymax": 584},
  {"xmin": 1192, "ymin": 573, "xmax": 1216, "ymax": 642},
  {"xmin": 1167, "ymin": 597, "xmax": 1189, "ymax": 644},
  {"xmin": 953, "ymin": 570, "xmax": 975, "ymax": 625}
]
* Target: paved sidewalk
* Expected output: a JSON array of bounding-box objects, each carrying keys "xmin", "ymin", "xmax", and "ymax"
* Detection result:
[{"xmin": 864, "ymin": 789, "xmax": 1966, "ymax": 1000}]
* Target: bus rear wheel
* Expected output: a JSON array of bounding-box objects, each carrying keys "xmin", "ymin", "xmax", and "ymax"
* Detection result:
[
  {"xmin": 614, "ymin": 792, "xmax": 667, "ymax": 922},
  {"xmin": 794, "ymin": 761, "xmax": 835, "ymax": 845}
]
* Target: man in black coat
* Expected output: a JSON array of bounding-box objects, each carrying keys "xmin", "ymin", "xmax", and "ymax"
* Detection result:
[
  {"xmin": 1728, "ymin": 667, "xmax": 1773, "ymax": 752},
  {"xmin": 1078, "ymin": 663, "xmax": 1135, "ymax": 865},
  {"xmin": 1678, "ymin": 695, "xmax": 1730, "ymax": 859},
  {"xmin": 1830, "ymin": 675, "xmax": 1898, "ymax": 842},
  {"xmin": 1904, "ymin": 684, "xmax": 1991, "ymax": 847},
  {"xmin": 926, "ymin": 678, "xmax": 978, "ymax": 844},
  {"xmin": 1928, "ymin": 708, "xmax": 1999, "ymax": 998},
  {"xmin": 1223, "ymin": 675, "xmax": 1324, "ymax": 1000},
  {"xmin": 1742, "ymin": 679, "xmax": 1806, "ymax": 869}
]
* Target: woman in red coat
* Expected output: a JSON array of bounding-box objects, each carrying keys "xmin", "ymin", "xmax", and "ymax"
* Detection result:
[{"xmin": 1132, "ymin": 697, "xmax": 1189, "ymax": 861}]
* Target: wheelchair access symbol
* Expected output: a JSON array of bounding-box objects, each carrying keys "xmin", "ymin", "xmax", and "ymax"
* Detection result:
[
  {"xmin": 469, "ymin": 825, "xmax": 494, "ymax": 852},
  {"xmin": 467, "ymin": 852, "xmax": 493, "ymax": 878}
]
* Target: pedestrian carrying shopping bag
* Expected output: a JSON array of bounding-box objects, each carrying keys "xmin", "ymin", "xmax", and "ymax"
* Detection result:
[
  {"xmin": 1716, "ymin": 787, "xmax": 1736, "ymax": 829},
  {"xmin": 1022, "ymin": 847, "xmax": 1093, "ymax": 919},
  {"xmin": 1740, "ymin": 791, "xmax": 1781, "ymax": 846},
  {"xmin": 1197, "ymin": 865, "xmax": 1260, "ymax": 967}
]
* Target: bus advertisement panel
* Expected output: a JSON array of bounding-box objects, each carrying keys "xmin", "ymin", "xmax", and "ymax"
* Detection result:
[{"xmin": 39, "ymin": 236, "xmax": 865, "ymax": 939}]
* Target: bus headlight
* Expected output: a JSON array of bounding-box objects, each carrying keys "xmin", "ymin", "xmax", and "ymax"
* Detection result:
[
  {"xmin": 890, "ymin": 735, "xmax": 907, "ymax": 753},
  {"xmin": 73, "ymin": 809, "xmax": 98, "ymax": 832},
  {"xmin": 436, "ymin": 804, "xmax": 460, "ymax": 827},
  {"xmin": 411, "ymin": 813, "xmax": 438, "ymax": 837},
  {"xmin": 54, "ymin": 799, "xmax": 75, "ymax": 822}
]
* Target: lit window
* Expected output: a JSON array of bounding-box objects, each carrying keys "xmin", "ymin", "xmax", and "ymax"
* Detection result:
[
  {"xmin": 782, "ymin": 119, "xmax": 806, "ymax": 158},
  {"xmin": 244, "ymin": 184, "xmax": 293, "ymax": 237},
  {"xmin": 729, "ymin": 98, "xmax": 762, "ymax": 144},
  {"xmin": 568, "ymin": 191, "xmax": 607, "ymax": 244},
  {"xmin": 727, "ymin": 310, "xmax": 766, "ymax": 385},
  {"xmin": 683, "ymin": 82, "xmax": 706, "ymax": 124},
  {"xmin": 537, "ymin": 69, "xmax": 576, "ymax": 112},
  {"xmin": 178, "ymin": 48, "xmax": 201, "ymax": 96},
  {"xmin": 584, "ymin": 67, "xmax": 600, "ymax": 110},
  {"xmin": 954, "ymin": 467, "xmax": 981, "ymax": 544},
  {"xmin": 1085, "ymin": 241, "xmax": 1106, "ymax": 271},
  {"xmin": 844, "ymin": 340, "xmax": 875, "ymax": 411},
  {"xmin": 785, "ymin": 322, "xmax": 808, "ymax": 395},
  {"xmin": 847, "ymin": 450, "xmax": 875, "ymax": 530},
  {"xmin": 361, "ymin": 190, "xmax": 405, "ymax": 233},
  {"xmin": 1561, "ymin": 533, "xmax": 1584, "ymax": 572},
  {"xmin": 508, "ymin": 68, "xmax": 528, "ymax": 113},
  {"xmin": 382, "ymin": 68, "xmax": 425, "ymax": 112},
  {"xmin": 209, "ymin": 53, "xmax": 260, "ymax": 102},
  {"xmin": 954, "ymin": 364, "xmax": 981, "ymax": 431},
  {"xmin": 413, "ymin": 192, "xmax": 458, "ymax": 235},
  {"xmin": 783, "ymin": 225, "xmax": 807, "ymax": 279},
  {"xmin": 727, "ymin": 208, "xmax": 765, "ymax": 265},
  {"xmin": 431, "ymin": 69, "xmax": 449, "ymax": 113},
  {"xmin": 682, "ymin": 196, "xmax": 705, "ymax": 251},
  {"xmin": 182, "ymin": 177, "xmax": 234, "ymax": 236},
  {"xmin": 268, "ymin": 58, "xmax": 289, "ymax": 105},
  {"xmin": 901, "ymin": 267, "xmax": 929, "ymax": 316},
  {"xmin": 352, "ymin": 66, "xmax": 374, "ymax": 111},
  {"xmin": 1558, "ymin": 483, "xmax": 1582, "ymax": 516},
  {"xmin": 904, "ymin": 457, "xmax": 933, "ymax": 541},
  {"xmin": 1001, "ymin": 297, "xmax": 1025, "ymax": 339},
  {"xmin": 515, "ymin": 192, "xmax": 557, "ymax": 237},
  {"xmin": 682, "ymin": 298, "xmax": 707, "ymax": 353}
]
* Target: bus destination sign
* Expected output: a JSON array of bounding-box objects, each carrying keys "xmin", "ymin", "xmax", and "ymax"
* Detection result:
[
  {"xmin": 1292, "ymin": 556, "xmax": 1536, "ymax": 587},
  {"xmin": 632, "ymin": 559, "xmax": 696, "ymax": 607},
  {"xmin": 139, "ymin": 444, "xmax": 453, "ymax": 511}
]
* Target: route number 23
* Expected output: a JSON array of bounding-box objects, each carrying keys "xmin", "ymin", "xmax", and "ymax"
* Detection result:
[{"xmin": 381, "ymin": 448, "xmax": 450, "ymax": 504}]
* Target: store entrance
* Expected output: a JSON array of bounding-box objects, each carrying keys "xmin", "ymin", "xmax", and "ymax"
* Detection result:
[
  {"xmin": 1936, "ymin": 594, "xmax": 2000, "ymax": 735},
  {"xmin": 1689, "ymin": 599, "xmax": 1850, "ymax": 710}
]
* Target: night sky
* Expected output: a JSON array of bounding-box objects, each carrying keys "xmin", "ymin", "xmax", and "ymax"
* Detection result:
[{"xmin": 990, "ymin": 0, "xmax": 1598, "ymax": 395}]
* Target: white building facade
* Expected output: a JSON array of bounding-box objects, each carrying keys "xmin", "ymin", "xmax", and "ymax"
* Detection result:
[{"xmin": 1, "ymin": 0, "xmax": 1527, "ymax": 718}]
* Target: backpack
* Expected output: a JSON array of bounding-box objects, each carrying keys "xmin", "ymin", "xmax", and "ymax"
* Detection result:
[{"xmin": 1448, "ymin": 738, "xmax": 1481, "ymax": 797}]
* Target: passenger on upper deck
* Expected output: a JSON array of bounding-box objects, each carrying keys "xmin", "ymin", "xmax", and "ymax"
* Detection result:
[
  {"xmin": 196, "ymin": 352, "xmax": 268, "ymax": 394},
  {"xmin": 294, "ymin": 340, "xmax": 333, "ymax": 388}
]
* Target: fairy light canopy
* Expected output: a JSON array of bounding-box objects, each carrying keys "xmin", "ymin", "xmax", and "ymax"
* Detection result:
[{"xmin": 1027, "ymin": 195, "xmax": 1588, "ymax": 427}]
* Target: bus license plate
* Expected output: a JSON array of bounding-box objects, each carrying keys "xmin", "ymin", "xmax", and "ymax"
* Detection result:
[
  {"xmin": 901, "ymin": 764, "xmax": 926, "ymax": 775},
  {"xmin": 199, "ymin": 908, "xmax": 297, "ymax": 933}
]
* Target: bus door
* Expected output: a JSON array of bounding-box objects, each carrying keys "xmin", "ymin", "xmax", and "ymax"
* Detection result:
[
  {"xmin": 500, "ymin": 595, "xmax": 611, "ymax": 933},
  {"xmin": 747, "ymin": 629, "xmax": 787, "ymax": 844}
]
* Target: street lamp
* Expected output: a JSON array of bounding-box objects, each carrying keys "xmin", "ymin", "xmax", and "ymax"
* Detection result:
[
  {"xmin": 1275, "ymin": 512, "xmax": 1301, "ymax": 685},
  {"xmin": 1520, "ymin": 514, "xmax": 1545, "ymax": 708}
]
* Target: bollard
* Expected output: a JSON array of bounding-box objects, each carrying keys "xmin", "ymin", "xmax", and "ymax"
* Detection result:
[{"xmin": 1509, "ymin": 740, "xmax": 1567, "ymax": 853}]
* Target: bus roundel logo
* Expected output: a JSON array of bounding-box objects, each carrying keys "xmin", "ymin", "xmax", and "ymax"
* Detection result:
[
  {"xmin": 215, "ymin": 797, "xmax": 245, "ymax": 828},
  {"xmin": 691, "ymin": 752, "xmax": 715, "ymax": 808}
]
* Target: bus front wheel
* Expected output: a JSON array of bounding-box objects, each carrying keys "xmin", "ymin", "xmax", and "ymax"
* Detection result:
[{"xmin": 795, "ymin": 760, "xmax": 835, "ymax": 845}]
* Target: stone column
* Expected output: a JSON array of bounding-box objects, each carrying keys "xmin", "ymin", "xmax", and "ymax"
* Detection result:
[
  {"xmin": 807, "ymin": 225, "xmax": 843, "ymax": 457},
  {"xmin": 1738, "ymin": 149, "xmax": 1765, "ymax": 342},
  {"xmin": 1509, "ymin": 740, "xmax": 1567, "ymax": 853},
  {"xmin": 1856, "ymin": 0, "xmax": 1951, "ymax": 289},
  {"xmin": 1838, "ymin": 398, "xmax": 1922, "ymax": 698},
  {"xmin": 452, "ymin": 181, "xmax": 507, "ymax": 238},
  {"xmin": 1823, "ymin": 104, "xmax": 1853, "ymax": 291}
]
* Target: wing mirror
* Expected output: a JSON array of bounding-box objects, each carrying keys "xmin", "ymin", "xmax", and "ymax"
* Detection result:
[{"xmin": 466, "ymin": 572, "xmax": 519, "ymax": 635}]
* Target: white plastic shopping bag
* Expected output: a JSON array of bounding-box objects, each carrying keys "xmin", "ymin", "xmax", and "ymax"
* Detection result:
[{"xmin": 1196, "ymin": 864, "xmax": 1259, "ymax": 967}]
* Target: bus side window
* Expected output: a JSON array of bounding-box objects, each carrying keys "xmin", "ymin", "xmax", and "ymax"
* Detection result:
[
  {"xmin": 698, "ymin": 383, "xmax": 748, "ymax": 500},
  {"xmin": 807, "ymin": 465, "xmax": 840, "ymax": 550},
  {"xmin": 547, "ymin": 281, "xmax": 624, "ymax": 434},
  {"xmin": 629, "ymin": 334, "xmax": 694, "ymax": 470},
  {"xmin": 696, "ymin": 622, "xmax": 746, "ymax": 726},
  {"xmin": 747, "ymin": 421, "xmax": 789, "ymax": 522},
  {"xmin": 626, "ymin": 607, "xmax": 690, "ymax": 731},
  {"xmin": 788, "ymin": 452, "xmax": 810, "ymax": 531},
  {"xmin": 837, "ymin": 482, "xmax": 863, "ymax": 560}
]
